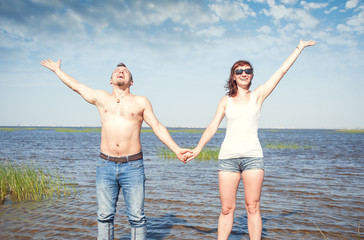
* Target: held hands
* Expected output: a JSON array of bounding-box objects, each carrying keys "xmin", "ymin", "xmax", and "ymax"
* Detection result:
[
  {"xmin": 185, "ymin": 148, "xmax": 200, "ymax": 162},
  {"xmin": 40, "ymin": 59, "xmax": 61, "ymax": 72},
  {"xmin": 175, "ymin": 148, "xmax": 201, "ymax": 164},
  {"xmin": 175, "ymin": 148, "xmax": 193, "ymax": 164},
  {"xmin": 175, "ymin": 148, "xmax": 201, "ymax": 163}
]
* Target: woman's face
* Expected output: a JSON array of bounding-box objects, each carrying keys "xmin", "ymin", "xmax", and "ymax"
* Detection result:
[{"xmin": 233, "ymin": 64, "xmax": 253, "ymax": 88}]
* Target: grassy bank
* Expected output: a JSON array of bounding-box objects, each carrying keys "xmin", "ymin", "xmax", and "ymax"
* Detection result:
[
  {"xmin": 0, "ymin": 127, "xmax": 225, "ymax": 134},
  {"xmin": 158, "ymin": 147, "xmax": 220, "ymax": 161},
  {"xmin": 158, "ymin": 141, "xmax": 313, "ymax": 160},
  {"xmin": 0, "ymin": 160, "xmax": 76, "ymax": 203},
  {"xmin": 264, "ymin": 141, "xmax": 312, "ymax": 150},
  {"xmin": 0, "ymin": 127, "xmax": 36, "ymax": 132},
  {"xmin": 336, "ymin": 129, "xmax": 364, "ymax": 134}
]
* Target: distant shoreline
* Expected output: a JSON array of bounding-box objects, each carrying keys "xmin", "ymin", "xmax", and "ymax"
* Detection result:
[{"xmin": 1, "ymin": 126, "xmax": 363, "ymax": 131}]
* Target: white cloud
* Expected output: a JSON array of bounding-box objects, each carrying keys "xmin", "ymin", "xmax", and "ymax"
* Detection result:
[
  {"xmin": 346, "ymin": 0, "xmax": 359, "ymax": 9},
  {"xmin": 337, "ymin": 24, "xmax": 352, "ymax": 32},
  {"xmin": 300, "ymin": 1, "xmax": 329, "ymax": 10},
  {"xmin": 280, "ymin": 0, "xmax": 298, "ymax": 4},
  {"xmin": 324, "ymin": 6, "xmax": 338, "ymax": 14},
  {"xmin": 103, "ymin": 1, "xmax": 218, "ymax": 28},
  {"xmin": 277, "ymin": 22, "xmax": 297, "ymax": 34},
  {"xmin": 0, "ymin": 0, "xmax": 363, "ymax": 129},
  {"xmin": 263, "ymin": 0, "xmax": 319, "ymax": 28},
  {"xmin": 196, "ymin": 26, "xmax": 226, "ymax": 37},
  {"xmin": 209, "ymin": 1, "xmax": 256, "ymax": 21},
  {"xmin": 30, "ymin": 0, "xmax": 63, "ymax": 7},
  {"xmin": 347, "ymin": 8, "xmax": 364, "ymax": 33},
  {"xmin": 337, "ymin": 8, "xmax": 364, "ymax": 34},
  {"xmin": 257, "ymin": 25, "xmax": 272, "ymax": 34}
]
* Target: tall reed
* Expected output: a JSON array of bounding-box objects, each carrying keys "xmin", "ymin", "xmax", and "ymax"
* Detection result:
[
  {"xmin": 314, "ymin": 222, "xmax": 361, "ymax": 239},
  {"xmin": 158, "ymin": 147, "xmax": 220, "ymax": 161},
  {"xmin": 0, "ymin": 160, "xmax": 76, "ymax": 203}
]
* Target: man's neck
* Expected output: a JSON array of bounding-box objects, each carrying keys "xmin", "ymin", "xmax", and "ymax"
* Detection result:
[{"xmin": 112, "ymin": 86, "xmax": 130, "ymax": 97}]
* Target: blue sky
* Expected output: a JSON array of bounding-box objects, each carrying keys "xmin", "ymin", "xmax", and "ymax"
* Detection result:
[{"xmin": 0, "ymin": 0, "xmax": 363, "ymax": 129}]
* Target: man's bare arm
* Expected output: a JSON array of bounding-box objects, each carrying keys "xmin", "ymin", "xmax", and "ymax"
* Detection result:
[
  {"xmin": 142, "ymin": 97, "xmax": 190, "ymax": 163},
  {"xmin": 41, "ymin": 59, "xmax": 99, "ymax": 105}
]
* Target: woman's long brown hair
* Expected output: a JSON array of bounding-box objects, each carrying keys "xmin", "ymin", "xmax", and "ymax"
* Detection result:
[{"xmin": 225, "ymin": 60, "xmax": 254, "ymax": 97}]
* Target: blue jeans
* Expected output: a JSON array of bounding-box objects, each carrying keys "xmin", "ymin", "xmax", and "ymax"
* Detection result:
[{"xmin": 96, "ymin": 155, "xmax": 147, "ymax": 240}]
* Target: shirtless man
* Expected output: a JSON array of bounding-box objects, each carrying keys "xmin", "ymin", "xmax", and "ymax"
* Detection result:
[{"xmin": 41, "ymin": 59, "xmax": 189, "ymax": 240}]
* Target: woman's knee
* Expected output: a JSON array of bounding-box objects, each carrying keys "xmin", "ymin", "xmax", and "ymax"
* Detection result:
[
  {"xmin": 221, "ymin": 204, "xmax": 236, "ymax": 215},
  {"xmin": 245, "ymin": 201, "xmax": 260, "ymax": 215}
]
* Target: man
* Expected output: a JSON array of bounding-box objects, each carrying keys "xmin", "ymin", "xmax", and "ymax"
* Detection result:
[{"xmin": 41, "ymin": 59, "xmax": 189, "ymax": 240}]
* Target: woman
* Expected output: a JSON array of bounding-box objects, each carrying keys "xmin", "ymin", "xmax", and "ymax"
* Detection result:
[{"xmin": 186, "ymin": 40, "xmax": 316, "ymax": 240}]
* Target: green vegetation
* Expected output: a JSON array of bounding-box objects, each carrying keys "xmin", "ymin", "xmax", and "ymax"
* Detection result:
[
  {"xmin": 261, "ymin": 129, "xmax": 281, "ymax": 132},
  {"xmin": 0, "ymin": 127, "xmax": 225, "ymax": 134},
  {"xmin": 52, "ymin": 127, "xmax": 101, "ymax": 133},
  {"xmin": 158, "ymin": 147, "xmax": 220, "ymax": 161},
  {"xmin": 0, "ymin": 127, "xmax": 36, "ymax": 132},
  {"xmin": 263, "ymin": 141, "xmax": 312, "ymax": 150},
  {"xmin": 0, "ymin": 127, "xmax": 101, "ymax": 133},
  {"xmin": 0, "ymin": 160, "xmax": 77, "ymax": 203},
  {"xmin": 336, "ymin": 129, "xmax": 364, "ymax": 134}
]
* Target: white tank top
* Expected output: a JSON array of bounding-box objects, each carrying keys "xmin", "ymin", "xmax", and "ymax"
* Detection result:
[{"xmin": 218, "ymin": 92, "xmax": 263, "ymax": 159}]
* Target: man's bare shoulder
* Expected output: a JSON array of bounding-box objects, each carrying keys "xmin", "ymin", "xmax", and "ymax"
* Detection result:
[
  {"xmin": 95, "ymin": 89, "xmax": 111, "ymax": 96},
  {"xmin": 92, "ymin": 89, "xmax": 111, "ymax": 104},
  {"xmin": 130, "ymin": 94, "xmax": 150, "ymax": 105}
]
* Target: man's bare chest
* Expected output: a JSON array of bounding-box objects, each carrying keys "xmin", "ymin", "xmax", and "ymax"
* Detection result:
[{"xmin": 101, "ymin": 103, "xmax": 143, "ymax": 121}]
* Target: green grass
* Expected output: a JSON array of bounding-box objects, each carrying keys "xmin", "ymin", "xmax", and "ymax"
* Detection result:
[
  {"xmin": 158, "ymin": 147, "xmax": 220, "ymax": 161},
  {"xmin": 0, "ymin": 160, "xmax": 77, "ymax": 203},
  {"xmin": 261, "ymin": 129, "xmax": 281, "ymax": 132},
  {"xmin": 336, "ymin": 129, "xmax": 364, "ymax": 134},
  {"xmin": 52, "ymin": 127, "xmax": 101, "ymax": 133},
  {"xmin": 0, "ymin": 127, "xmax": 225, "ymax": 134},
  {"xmin": 0, "ymin": 127, "xmax": 102, "ymax": 133},
  {"xmin": 0, "ymin": 127, "xmax": 36, "ymax": 132},
  {"xmin": 263, "ymin": 141, "xmax": 312, "ymax": 150}
]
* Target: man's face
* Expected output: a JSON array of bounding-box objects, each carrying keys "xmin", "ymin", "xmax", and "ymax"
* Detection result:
[{"xmin": 110, "ymin": 66, "xmax": 132, "ymax": 86}]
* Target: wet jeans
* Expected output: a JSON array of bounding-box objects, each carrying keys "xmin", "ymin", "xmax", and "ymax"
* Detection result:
[{"xmin": 96, "ymin": 156, "xmax": 147, "ymax": 240}]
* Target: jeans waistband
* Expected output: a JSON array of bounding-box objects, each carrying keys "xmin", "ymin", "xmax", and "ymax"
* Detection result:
[{"xmin": 99, "ymin": 152, "xmax": 143, "ymax": 163}]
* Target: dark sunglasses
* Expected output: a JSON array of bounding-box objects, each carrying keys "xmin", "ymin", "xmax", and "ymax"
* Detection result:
[{"xmin": 235, "ymin": 68, "xmax": 253, "ymax": 75}]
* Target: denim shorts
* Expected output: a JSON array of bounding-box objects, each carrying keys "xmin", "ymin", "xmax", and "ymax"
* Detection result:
[{"xmin": 218, "ymin": 157, "xmax": 265, "ymax": 173}]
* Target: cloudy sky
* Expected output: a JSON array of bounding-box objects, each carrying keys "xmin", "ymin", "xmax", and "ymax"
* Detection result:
[{"xmin": 0, "ymin": 0, "xmax": 363, "ymax": 129}]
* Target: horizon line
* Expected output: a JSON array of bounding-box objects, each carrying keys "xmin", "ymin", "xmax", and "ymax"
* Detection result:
[{"xmin": 0, "ymin": 125, "xmax": 363, "ymax": 130}]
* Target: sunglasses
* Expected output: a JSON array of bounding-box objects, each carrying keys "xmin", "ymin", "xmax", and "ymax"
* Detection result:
[{"xmin": 235, "ymin": 68, "xmax": 253, "ymax": 75}]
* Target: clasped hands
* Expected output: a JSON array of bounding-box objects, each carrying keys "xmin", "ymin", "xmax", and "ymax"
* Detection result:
[{"xmin": 176, "ymin": 148, "xmax": 201, "ymax": 164}]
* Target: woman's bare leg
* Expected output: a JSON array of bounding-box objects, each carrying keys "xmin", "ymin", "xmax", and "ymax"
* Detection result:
[
  {"xmin": 217, "ymin": 171, "xmax": 241, "ymax": 240},
  {"xmin": 242, "ymin": 169, "xmax": 264, "ymax": 240}
]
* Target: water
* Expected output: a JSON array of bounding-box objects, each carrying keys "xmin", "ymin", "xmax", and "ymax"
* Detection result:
[{"xmin": 0, "ymin": 128, "xmax": 363, "ymax": 239}]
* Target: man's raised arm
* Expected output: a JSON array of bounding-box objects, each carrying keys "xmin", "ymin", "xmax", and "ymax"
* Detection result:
[{"xmin": 41, "ymin": 59, "xmax": 98, "ymax": 105}]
